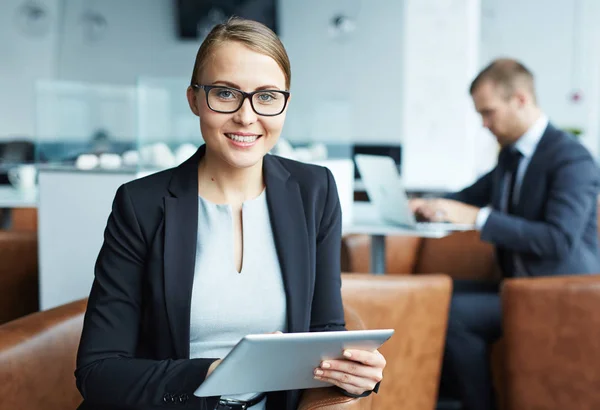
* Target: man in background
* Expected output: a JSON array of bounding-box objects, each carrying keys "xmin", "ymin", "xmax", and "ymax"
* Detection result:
[{"xmin": 411, "ymin": 58, "xmax": 600, "ymax": 410}]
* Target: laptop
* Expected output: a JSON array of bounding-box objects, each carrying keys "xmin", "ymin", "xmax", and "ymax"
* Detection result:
[{"xmin": 354, "ymin": 154, "xmax": 474, "ymax": 231}]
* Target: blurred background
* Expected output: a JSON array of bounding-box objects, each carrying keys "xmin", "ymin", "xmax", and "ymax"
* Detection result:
[
  {"xmin": 1, "ymin": 0, "xmax": 598, "ymax": 191},
  {"xmin": 2, "ymin": 3, "xmax": 600, "ymax": 410}
]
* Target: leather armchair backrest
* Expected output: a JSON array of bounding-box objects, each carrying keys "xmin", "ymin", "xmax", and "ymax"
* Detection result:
[
  {"xmin": 502, "ymin": 275, "xmax": 600, "ymax": 410},
  {"xmin": 341, "ymin": 235, "xmax": 422, "ymax": 274},
  {"xmin": 414, "ymin": 231, "xmax": 500, "ymax": 281},
  {"xmin": 0, "ymin": 299, "xmax": 86, "ymax": 410},
  {"xmin": 341, "ymin": 274, "xmax": 452, "ymax": 410},
  {"xmin": 0, "ymin": 231, "xmax": 39, "ymax": 324}
]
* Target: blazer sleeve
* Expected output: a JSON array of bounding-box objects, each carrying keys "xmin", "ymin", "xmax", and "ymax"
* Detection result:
[
  {"xmin": 481, "ymin": 151, "xmax": 600, "ymax": 261},
  {"xmin": 445, "ymin": 168, "xmax": 495, "ymax": 207},
  {"xmin": 75, "ymin": 184, "xmax": 219, "ymax": 410},
  {"xmin": 309, "ymin": 167, "xmax": 346, "ymax": 333}
]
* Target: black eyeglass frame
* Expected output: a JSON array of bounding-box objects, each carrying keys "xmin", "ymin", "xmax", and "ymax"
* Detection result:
[{"xmin": 191, "ymin": 84, "xmax": 290, "ymax": 116}]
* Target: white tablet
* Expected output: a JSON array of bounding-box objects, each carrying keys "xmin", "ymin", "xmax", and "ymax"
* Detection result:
[{"xmin": 193, "ymin": 329, "xmax": 394, "ymax": 397}]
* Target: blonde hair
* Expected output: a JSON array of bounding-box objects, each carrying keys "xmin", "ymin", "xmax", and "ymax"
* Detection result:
[
  {"xmin": 190, "ymin": 17, "xmax": 291, "ymax": 90},
  {"xmin": 470, "ymin": 58, "xmax": 536, "ymax": 103}
]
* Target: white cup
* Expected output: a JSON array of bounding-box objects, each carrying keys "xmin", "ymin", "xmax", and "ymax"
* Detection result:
[
  {"xmin": 99, "ymin": 153, "xmax": 123, "ymax": 169},
  {"xmin": 8, "ymin": 164, "xmax": 37, "ymax": 190}
]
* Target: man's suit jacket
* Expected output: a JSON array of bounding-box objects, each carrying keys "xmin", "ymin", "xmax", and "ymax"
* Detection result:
[
  {"xmin": 449, "ymin": 123, "xmax": 600, "ymax": 277},
  {"xmin": 75, "ymin": 146, "xmax": 346, "ymax": 410}
]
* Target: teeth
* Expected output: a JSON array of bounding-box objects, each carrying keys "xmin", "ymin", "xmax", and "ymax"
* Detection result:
[{"xmin": 226, "ymin": 133, "xmax": 258, "ymax": 143}]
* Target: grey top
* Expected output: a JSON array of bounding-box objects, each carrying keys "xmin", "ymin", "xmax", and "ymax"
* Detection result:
[{"xmin": 189, "ymin": 189, "xmax": 287, "ymax": 408}]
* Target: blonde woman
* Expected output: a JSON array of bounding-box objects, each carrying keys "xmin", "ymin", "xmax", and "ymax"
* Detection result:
[{"xmin": 75, "ymin": 18, "xmax": 386, "ymax": 410}]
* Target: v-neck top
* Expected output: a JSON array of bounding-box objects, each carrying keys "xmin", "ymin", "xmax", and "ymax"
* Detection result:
[{"xmin": 189, "ymin": 189, "xmax": 287, "ymax": 406}]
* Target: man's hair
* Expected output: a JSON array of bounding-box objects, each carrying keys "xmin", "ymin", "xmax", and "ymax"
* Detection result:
[{"xmin": 469, "ymin": 58, "xmax": 536, "ymax": 102}]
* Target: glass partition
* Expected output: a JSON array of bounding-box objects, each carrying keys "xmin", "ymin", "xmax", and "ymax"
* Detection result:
[
  {"xmin": 34, "ymin": 80, "xmax": 137, "ymax": 169},
  {"xmin": 135, "ymin": 77, "xmax": 200, "ymax": 174}
]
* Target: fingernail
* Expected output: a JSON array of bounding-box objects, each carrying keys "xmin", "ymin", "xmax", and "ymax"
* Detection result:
[
  {"xmin": 314, "ymin": 369, "xmax": 323, "ymax": 376},
  {"xmin": 321, "ymin": 361, "xmax": 331, "ymax": 369},
  {"xmin": 343, "ymin": 350, "xmax": 352, "ymax": 358}
]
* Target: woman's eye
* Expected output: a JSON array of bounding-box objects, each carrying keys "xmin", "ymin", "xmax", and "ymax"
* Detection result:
[
  {"xmin": 216, "ymin": 90, "xmax": 234, "ymax": 99},
  {"xmin": 256, "ymin": 93, "xmax": 277, "ymax": 103}
]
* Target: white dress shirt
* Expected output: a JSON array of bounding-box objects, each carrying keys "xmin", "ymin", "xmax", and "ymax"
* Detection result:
[{"xmin": 475, "ymin": 114, "xmax": 549, "ymax": 228}]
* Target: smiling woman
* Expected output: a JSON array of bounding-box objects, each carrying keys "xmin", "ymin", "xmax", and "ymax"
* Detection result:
[
  {"xmin": 74, "ymin": 17, "xmax": 386, "ymax": 410},
  {"xmin": 186, "ymin": 26, "xmax": 291, "ymax": 173}
]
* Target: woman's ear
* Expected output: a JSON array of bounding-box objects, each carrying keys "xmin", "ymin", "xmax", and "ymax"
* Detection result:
[{"xmin": 186, "ymin": 86, "xmax": 200, "ymax": 116}]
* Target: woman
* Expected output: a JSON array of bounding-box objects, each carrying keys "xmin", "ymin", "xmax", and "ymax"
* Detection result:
[{"xmin": 75, "ymin": 17, "xmax": 386, "ymax": 410}]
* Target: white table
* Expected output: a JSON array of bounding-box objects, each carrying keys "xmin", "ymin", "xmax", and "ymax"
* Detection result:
[
  {"xmin": 0, "ymin": 186, "xmax": 38, "ymax": 208},
  {"xmin": 344, "ymin": 202, "xmax": 453, "ymax": 275},
  {"xmin": 0, "ymin": 186, "xmax": 38, "ymax": 229}
]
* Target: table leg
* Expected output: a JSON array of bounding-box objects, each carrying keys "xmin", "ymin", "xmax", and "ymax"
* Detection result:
[{"xmin": 370, "ymin": 234, "xmax": 386, "ymax": 275}]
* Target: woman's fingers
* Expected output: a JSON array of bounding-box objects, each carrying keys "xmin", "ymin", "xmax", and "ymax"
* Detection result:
[
  {"xmin": 315, "ymin": 358, "xmax": 383, "ymax": 382},
  {"xmin": 313, "ymin": 372, "xmax": 372, "ymax": 396},
  {"xmin": 313, "ymin": 349, "xmax": 385, "ymax": 395},
  {"xmin": 341, "ymin": 349, "xmax": 386, "ymax": 368}
]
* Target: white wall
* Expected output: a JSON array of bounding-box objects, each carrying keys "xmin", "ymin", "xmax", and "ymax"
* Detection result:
[
  {"xmin": 0, "ymin": 0, "xmax": 60, "ymax": 138},
  {"xmin": 401, "ymin": 0, "xmax": 483, "ymax": 191},
  {"xmin": 56, "ymin": 0, "xmax": 199, "ymax": 84},
  {"xmin": 480, "ymin": 0, "xmax": 600, "ymax": 158},
  {"xmin": 0, "ymin": 0, "xmax": 199, "ymax": 141},
  {"xmin": 0, "ymin": 0, "xmax": 599, "ymax": 159},
  {"xmin": 279, "ymin": 0, "xmax": 404, "ymax": 144}
]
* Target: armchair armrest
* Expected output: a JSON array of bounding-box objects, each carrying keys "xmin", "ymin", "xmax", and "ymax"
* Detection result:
[{"xmin": 298, "ymin": 387, "xmax": 372, "ymax": 410}]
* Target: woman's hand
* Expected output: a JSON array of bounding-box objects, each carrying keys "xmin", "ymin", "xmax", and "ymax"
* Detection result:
[
  {"xmin": 205, "ymin": 331, "xmax": 282, "ymax": 380},
  {"xmin": 206, "ymin": 359, "xmax": 222, "ymax": 379},
  {"xmin": 313, "ymin": 349, "xmax": 386, "ymax": 396}
]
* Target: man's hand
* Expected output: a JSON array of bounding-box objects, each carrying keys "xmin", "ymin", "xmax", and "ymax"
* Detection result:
[
  {"xmin": 408, "ymin": 198, "xmax": 428, "ymax": 213},
  {"xmin": 413, "ymin": 198, "xmax": 479, "ymax": 225}
]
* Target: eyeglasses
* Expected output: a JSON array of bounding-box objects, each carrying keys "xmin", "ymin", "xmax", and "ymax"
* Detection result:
[{"xmin": 192, "ymin": 84, "xmax": 290, "ymax": 116}]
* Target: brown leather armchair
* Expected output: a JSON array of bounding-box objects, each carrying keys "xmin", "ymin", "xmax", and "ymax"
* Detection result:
[
  {"xmin": 0, "ymin": 298, "xmax": 85, "ymax": 410},
  {"xmin": 502, "ymin": 274, "xmax": 600, "ymax": 410},
  {"xmin": 342, "ymin": 232, "xmax": 505, "ymax": 408},
  {"xmin": 0, "ymin": 230, "xmax": 39, "ymax": 325},
  {"xmin": 1, "ymin": 299, "xmax": 369, "ymax": 410},
  {"xmin": 0, "ymin": 274, "xmax": 452, "ymax": 410},
  {"xmin": 341, "ymin": 231, "xmax": 502, "ymax": 281},
  {"xmin": 340, "ymin": 273, "xmax": 452, "ymax": 410},
  {"xmin": 11, "ymin": 208, "xmax": 38, "ymax": 232}
]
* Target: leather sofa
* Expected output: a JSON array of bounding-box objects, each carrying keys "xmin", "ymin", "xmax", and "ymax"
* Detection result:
[
  {"xmin": 0, "ymin": 230, "xmax": 39, "ymax": 325},
  {"xmin": 11, "ymin": 208, "xmax": 38, "ymax": 232},
  {"xmin": 341, "ymin": 231, "xmax": 502, "ymax": 281},
  {"xmin": 0, "ymin": 274, "xmax": 451, "ymax": 410},
  {"xmin": 0, "ymin": 206, "xmax": 39, "ymax": 325},
  {"xmin": 341, "ymin": 231, "xmax": 505, "ymax": 408},
  {"xmin": 340, "ymin": 274, "xmax": 452, "ymax": 410},
  {"xmin": 502, "ymin": 274, "xmax": 600, "ymax": 410}
]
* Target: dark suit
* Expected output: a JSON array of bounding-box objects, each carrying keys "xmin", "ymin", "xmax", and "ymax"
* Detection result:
[
  {"xmin": 75, "ymin": 146, "xmax": 346, "ymax": 410},
  {"xmin": 442, "ymin": 123, "xmax": 600, "ymax": 410},
  {"xmin": 451, "ymin": 123, "xmax": 600, "ymax": 277}
]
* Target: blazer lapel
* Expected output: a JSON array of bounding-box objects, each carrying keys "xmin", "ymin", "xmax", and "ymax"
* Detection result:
[
  {"xmin": 513, "ymin": 124, "xmax": 553, "ymax": 214},
  {"xmin": 163, "ymin": 147, "xmax": 203, "ymax": 358},
  {"xmin": 263, "ymin": 155, "xmax": 310, "ymax": 334}
]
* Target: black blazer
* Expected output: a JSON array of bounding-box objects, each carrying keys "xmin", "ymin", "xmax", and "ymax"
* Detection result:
[
  {"xmin": 75, "ymin": 146, "xmax": 346, "ymax": 410},
  {"xmin": 449, "ymin": 123, "xmax": 600, "ymax": 277}
]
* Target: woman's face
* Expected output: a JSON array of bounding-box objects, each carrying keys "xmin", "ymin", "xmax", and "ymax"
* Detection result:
[{"xmin": 187, "ymin": 41, "xmax": 289, "ymax": 170}]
